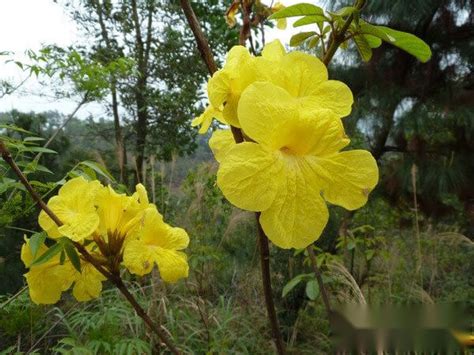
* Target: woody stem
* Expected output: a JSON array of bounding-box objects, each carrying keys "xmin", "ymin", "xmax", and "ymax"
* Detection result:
[{"xmin": 0, "ymin": 139, "xmax": 180, "ymax": 355}]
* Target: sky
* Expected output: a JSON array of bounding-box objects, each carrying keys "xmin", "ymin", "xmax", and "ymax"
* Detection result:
[{"xmin": 0, "ymin": 0, "xmax": 315, "ymax": 119}]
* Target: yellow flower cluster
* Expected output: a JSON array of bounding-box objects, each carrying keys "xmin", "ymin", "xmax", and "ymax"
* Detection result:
[
  {"xmin": 23, "ymin": 177, "xmax": 189, "ymax": 304},
  {"xmin": 194, "ymin": 40, "xmax": 379, "ymax": 249}
]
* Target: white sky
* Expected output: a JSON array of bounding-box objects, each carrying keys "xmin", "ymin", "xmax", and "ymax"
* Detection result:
[{"xmin": 0, "ymin": 0, "xmax": 315, "ymax": 119}]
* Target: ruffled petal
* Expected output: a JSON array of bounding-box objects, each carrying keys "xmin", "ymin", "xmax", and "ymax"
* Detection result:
[
  {"xmin": 262, "ymin": 40, "xmax": 286, "ymax": 61},
  {"xmin": 209, "ymin": 129, "xmax": 236, "ymax": 163},
  {"xmin": 72, "ymin": 263, "xmax": 106, "ymax": 302},
  {"xmin": 319, "ymin": 150, "xmax": 379, "ymax": 210},
  {"xmin": 152, "ymin": 248, "xmax": 189, "ymax": 283},
  {"xmin": 208, "ymin": 70, "xmax": 231, "ymax": 108},
  {"xmin": 260, "ymin": 158, "xmax": 329, "ymax": 249},
  {"xmin": 122, "ymin": 239, "xmax": 155, "ymax": 276},
  {"xmin": 238, "ymin": 82, "xmax": 298, "ymax": 145},
  {"xmin": 217, "ymin": 142, "xmax": 284, "ymax": 211},
  {"xmin": 279, "ymin": 51, "xmax": 328, "ymax": 97},
  {"xmin": 302, "ymin": 80, "xmax": 354, "ymax": 117}
]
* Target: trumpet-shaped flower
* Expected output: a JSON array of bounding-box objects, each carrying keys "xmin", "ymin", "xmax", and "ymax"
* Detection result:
[
  {"xmin": 123, "ymin": 208, "xmax": 189, "ymax": 282},
  {"xmin": 38, "ymin": 177, "xmax": 101, "ymax": 242},
  {"xmin": 215, "ymin": 82, "xmax": 378, "ymax": 249}
]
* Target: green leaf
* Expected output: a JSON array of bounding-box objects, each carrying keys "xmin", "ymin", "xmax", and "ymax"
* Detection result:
[
  {"xmin": 23, "ymin": 136, "xmax": 45, "ymax": 142},
  {"xmin": 64, "ymin": 242, "xmax": 81, "ymax": 273},
  {"xmin": 359, "ymin": 23, "xmax": 431, "ymax": 62},
  {"xmin": 282, "ymin": 274, "xmax": 306, "ymax": 297},
  {"xmin": 353, "ymin": 35, "xmax": 373, "ymax": 62},
  {"xmin": 24, "ymin": 146, "xmax": 57, "ymax": 154},
  {"xmin": 364, "ymin": 34, "xmax": 382, "ymax": 48},
  {"xmin": 290, "ymin": 31, "xmax": 317, "ymax": 47},
  {"xmin": 269, "ymin": 3, "xmax": 324, "ymax": 20},
  {"xmin": 329, "ymin": 6, "xmax": 356, "ymax": 17},
  {"xmin": 365, "ymin": 249, "xmax": 375, "ymax": 261},
  {"xmin": 347, "ymin": 240, "xmax": 356, "ymax": 250},
  {"xmin": 29, "ymin": 232, "xmax": 47, "ymax": 258},
  {"xmin": 308, "ymin": 36, "xmax": 320, "ymax": 49},
  {"xmin": 305, "ymin": 280, "xmax": 319, "ymax": 300},
  {"xmin": 79, "ymin": 161, "xmax": 115, "ymax": 182},
  {"xmin": 30, "ymin": 242, "xmax": 63, "ymax": 267},
  {"xmin": 293, "ymin": 15, "xmax": 326, "ymax": 27}
]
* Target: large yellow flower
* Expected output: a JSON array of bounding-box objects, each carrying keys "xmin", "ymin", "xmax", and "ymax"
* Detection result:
[
  {"xmin": 213, "ymin": 82, "xmax": 378, "ymax": 249},
  {"xmin": 123, "ymin": 208, "xmax": 189, "ymax": 283},
  {"xmin": 38, "ymin": 177, "xmax": 101, "ymax": 242}
]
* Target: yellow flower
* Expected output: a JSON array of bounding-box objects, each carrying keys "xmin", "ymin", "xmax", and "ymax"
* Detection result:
[
  {"xmin": 259, "ymin": 40, "xmax": 354, "ymax": 117},
  {"xmin": 38, "ymin": 177, "xmax": 101, "ymax": 242},
  {"xmin": 215, "ymin": 82, "xmax": 378, "ymax": 249},
  {"xmin": 21, "ymin": 239, "xmax": 74, "ymax": 304},
  {"xmin": 21, "ymin": 238, "xmax": 106, "ymax": 304},
  {"xmin": 123, "ymin": 208, "xmax": 189, "ymax": 282},
  {"xmin": 191, "ymin": 105, "xmax": 225, "ymax": 134},
  {"xmin": 207, "ymin": 46, "xmax": 261, "ymax": 127}
]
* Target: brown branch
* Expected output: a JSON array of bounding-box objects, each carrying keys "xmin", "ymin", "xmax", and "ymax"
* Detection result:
[
  {"xmin": 180, "ymin": 0, "xmax": 218, "ymax": 75},
  {"xmin": 0, "ymin": 139, "xmax": 180, "ymax": 355},
  {"xmin": 256, "ymin": 213, "xmax": 286, "ymax": 355}
]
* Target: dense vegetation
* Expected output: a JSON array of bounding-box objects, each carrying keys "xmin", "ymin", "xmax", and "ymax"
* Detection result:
[{"xmin": 0, "ymin": 0, "xmax": 472, "ymax": 353}]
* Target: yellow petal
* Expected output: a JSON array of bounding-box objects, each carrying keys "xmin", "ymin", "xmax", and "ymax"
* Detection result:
[
  {"xmin": 152, "ymin": 248, "xmax": 189, "ymax": 283},
  {"xmin": 192, "ymin": 105, "xmax": 225, "ymax": 134},
  {"xmin": 225, "ymin": 45, "xmax": 252, "ymax": 70},
  {"xmin": 319, "ymin": 150, "xmax": 379, "ymax": 210},
  {"xmin": 302, "ymin": 80, "xmax": 354, "ymax": 117},
  {"xmin": 72, "ymin": 263, "xmax": 106, "ymax": 302},
  {"xmin": 208, "ymin": 70, "xmax": 231, "ymax": 109},
  {"xmin": 122, "ymin": 239, "xmax": 155, "ymax": 276},
  {"xmin": 237, "ymin": 81, "xmax": 298, "ymax": 145},
  {"xmin": 262, "ymin": 40, "xmax": 286, "ymax": 61},
  {"xmin": 260, "ymin": 160, "xmax": 329, "ymax": 249},
  {"xmin": 25, "ymin": 263, "xmax": 74, "ymax": 304},
  {"xmin": 209, "ymin": 129, "xmax": 236, "ymax": 163},
  {"xmin": 39, "ymin": 177, "xmax": 101, "ymax": 241},
  {"xmin": 217, "ymin": 142, "xmax": 284, "ymax": 211},
  {"xmin": 267, "ymin": 110, "xmax": 349, "ymax": 156},
  {"xmin": 279, "ymin": 51, "xmax": 328, "ymax": 97}
]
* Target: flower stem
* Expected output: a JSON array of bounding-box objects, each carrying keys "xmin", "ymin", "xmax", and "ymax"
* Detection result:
[
  {"xmin": 180, "ymin": 2, "xmax": 286, "ymax": 353},
  {"xmin": 257, "ymin": 213, "xmax": 286, "ymax": 355},
  {"xmin": 306, "ymin": 247, "xmax": 332, "ymax": 316},
  {"xmin": 0, "ymin": 139, "xmax": 181, "ymax": 355},
  {"xmin": 322, "ymin": 0, "xmax": 366, "ymax": 66}
]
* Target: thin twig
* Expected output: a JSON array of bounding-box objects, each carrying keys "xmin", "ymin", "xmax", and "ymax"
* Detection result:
[
  {"xmin": 322, "ymin": 0, "xmax": 366, "ymax": 65},
  {"xmin": 306, "ymin": 247, "xmax": 331, "ymax": 316},
  {"xmin": 0, "ymin": 139, "xmax": 181, "ymax": 355}
]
